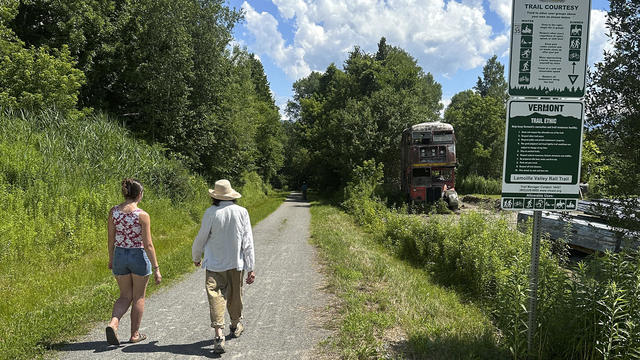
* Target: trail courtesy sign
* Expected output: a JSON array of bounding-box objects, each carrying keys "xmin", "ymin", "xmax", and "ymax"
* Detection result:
[
  {"xmin": 501, "ymin": 99, "xmax": 584, "ymax": 211},
  {"xmin": 508, "ymin": 0, "xmax": 591, "ymax": 98}
]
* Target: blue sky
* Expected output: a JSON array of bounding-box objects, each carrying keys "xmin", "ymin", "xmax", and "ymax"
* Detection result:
[{"xmin": 225, "ymin": 0, "xmax": 612, "ymax": 117}]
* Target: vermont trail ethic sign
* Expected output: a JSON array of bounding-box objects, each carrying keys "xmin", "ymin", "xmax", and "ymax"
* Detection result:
[
  {"xmin": 501, "ymin": 99, "xmax": 585, "ymax": 211},
  {"xmin": 508, "ymin": 0, "xmax": 591, "ymax": 98}
]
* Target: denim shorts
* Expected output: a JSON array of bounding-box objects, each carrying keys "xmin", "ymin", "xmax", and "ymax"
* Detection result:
[{"xmin": 112, "ymin": 247, "xmax": 151, "ymax": 276}]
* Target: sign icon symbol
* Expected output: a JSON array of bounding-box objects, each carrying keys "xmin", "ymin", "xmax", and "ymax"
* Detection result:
[
  {"xmin": 570, "ymin": 25, "xmax": 582, "ymax": 36},
  {"xmin": 545, "ymin": 199, "xmax": 555, "ymax": 209},
  {"xmin": 568, "ymin": 75, "xmax": 579, "ymax": 84},
  {"xmin": 569, "ymin": 50, "xmax": 580, "ymax": 61},
  {"xmin": 525, "ymin": 199, "xmax": 534, "ymax": 209},
  {"xmin": 570, "ymin": 38, "xmax": 582, "ymax": 49}
]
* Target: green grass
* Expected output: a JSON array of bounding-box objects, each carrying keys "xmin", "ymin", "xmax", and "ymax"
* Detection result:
[
  {"xmin": 457, "ymin": 175, "xmax": 501, "ymax": 195},
  {"xmin": 0, "ymin": 109, "xmax": 285, "ymax": 360},
  {"xmin": 310, "ymin": 203, "xmax": 507, "ymax": 359},
  {"xmin": 242, "ymin": 190, "xmax": 289, "ymax": 226}
]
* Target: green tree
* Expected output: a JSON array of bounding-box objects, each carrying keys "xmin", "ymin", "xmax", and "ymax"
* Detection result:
[
  {"xmin": 474, "ymin": 55, "xmax": 508, "ymax": 102},
  {"xmin": 444, "ymin": 91, "xmax": 505, "ymax": 179},
  {"xmin": 0, "ymin": 0, "xmax": 84, "ymax": 112},
  {"xmin": 6, "ymin": 0, "xmax": 285, "ymax": 186},
  {"xmin": 285, "ymin": 38, "xmax": 442, "ymax": 191},
  {"xmin": 586, "ymin": 0, "xmax": 640, "ymax": 196}
]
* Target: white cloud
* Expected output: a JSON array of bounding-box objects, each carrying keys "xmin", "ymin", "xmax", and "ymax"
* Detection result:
[
  {"xmin": 242, "ymin": 2, "xmax": 311, "ymax": 79},
  {"xmin": 588, "ymin": 9, "xmax": 613, "ymax": 66},
  {"xmin": 242, "ymin": 0, "xmax": 509, "ymax": 81},
  {"xmin": 274, "ymin": 94, "xmax": 290, "ymax": 120},
  {"xmin": 487, "ymin": 0, "xmax": 512, "ymax": 26},
  {"xmin": 440, "ymin": 97, "xmax": 452, "ymax": 117}
]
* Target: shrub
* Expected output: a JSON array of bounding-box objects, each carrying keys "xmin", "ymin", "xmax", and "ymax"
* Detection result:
[
  {"xmin": 457, "ymin": 175, "xmax": 501, "ymax": 195},
  {"xmin": 237, "ymin": 170, "xmax": 270, "ymax": 208},
  {"xmin": 342, "ymin": 159, "xmax": 640, "ymax": 358}
]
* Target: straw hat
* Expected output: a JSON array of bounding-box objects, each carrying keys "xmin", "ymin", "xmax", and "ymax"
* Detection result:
[{"xmin": 208, "ymin": 179, "xmax": 242, "ymax": 200}]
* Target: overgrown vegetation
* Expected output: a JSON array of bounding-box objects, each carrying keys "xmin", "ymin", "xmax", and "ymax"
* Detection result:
[
  {"xmin": 586, "ymin": 0, "xmax": 640, "ymax": 198},
  {"xmin": 341, "ymin": 159, "xmax": 640, "ymax": 359},
  {"xmin": 311, "ymin": 203, "xmax": 506, "ymax": 359},
  {"xmin": 1, "ymin": 0, "xmax": 285, "ymax": 185},
  {"xmin": 456, "ymin": 174, "xmax": 501, "ymax": 195},
  {"xmin": 0, "ymin": 110, "xmax": 283, "ymax": 360}
]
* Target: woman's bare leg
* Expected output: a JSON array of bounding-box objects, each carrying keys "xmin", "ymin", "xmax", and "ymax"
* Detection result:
[
  {"xmin": 130, "ymin": 274, "xmax": 150, "ymax": 340},
  {"xmin": 109, "ymin": 274, "xmax": 133, "ymax": 330}
]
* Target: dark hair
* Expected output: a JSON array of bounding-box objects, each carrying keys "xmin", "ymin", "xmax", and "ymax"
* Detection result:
[
  {"xmin": 212, "ymin": 198, "xmax": 236, "ymax": 206},
  {"xmin": 122, "ymin": 178, "xmax": 143, "ymax": 200}
]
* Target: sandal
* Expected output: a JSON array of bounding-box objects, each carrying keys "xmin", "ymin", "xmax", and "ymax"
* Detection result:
[
  {"xmin": 129, "ymin": 333, "xmax": 147, "ymax": 343},
  {"xmin": 105, "ymin": 326, "xmax": 119, "ymax": 346}
]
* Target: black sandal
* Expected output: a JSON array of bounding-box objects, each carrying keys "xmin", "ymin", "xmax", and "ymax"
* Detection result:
[{"xmin": 105, "ymin": 326, "xmax": 119, "ymax": 345}]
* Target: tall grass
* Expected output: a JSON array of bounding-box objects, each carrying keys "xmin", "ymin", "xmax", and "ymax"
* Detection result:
[
  {"xmin": 0, "ymin": 109, "xmax": 284, "ymax": 360},
  {"xmin": 457, "ymin": 174, "xmax": 501, "ymax": 195},
  {"xmin": 310, "ymin": 204, "xmax": 506, "ymax": 359},
  {"xmin": 342, "ymin": 160, "xmax": 640, "ymax": 359}
]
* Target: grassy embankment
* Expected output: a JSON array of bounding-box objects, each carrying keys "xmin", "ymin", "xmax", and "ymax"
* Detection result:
[
  {"xmin": 328, "ymin": 160, "xmax": 640, "ymax": 359},
  {"xmin": 310, "ymin": 202, "xmax": 507, "ymax": 359},
  {"xmin": 0, "ymin": 110, "xmax": 285, "ymax": 360}
]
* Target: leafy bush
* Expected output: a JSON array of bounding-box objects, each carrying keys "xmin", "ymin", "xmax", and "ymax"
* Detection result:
[
  {"xmin": 343, "ymin": 159, "xmax": 640, "ymax": 358},
  {"xmin": 237, "ymin": 170, "xmax": 271, "ymax": 208},
  {"xmin": 0, "ymin": 3, "xmax": 84, "ymax": 113}
]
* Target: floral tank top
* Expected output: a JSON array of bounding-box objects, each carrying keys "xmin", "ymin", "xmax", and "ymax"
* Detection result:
[{"xmin": 112, "ymin": 206, "xmax": 144, "ymax": 248}]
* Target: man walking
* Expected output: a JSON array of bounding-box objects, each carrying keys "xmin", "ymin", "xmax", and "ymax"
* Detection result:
[{"xmin": 192, "ymin": 179, "xmax": 256, "ymax": 353}]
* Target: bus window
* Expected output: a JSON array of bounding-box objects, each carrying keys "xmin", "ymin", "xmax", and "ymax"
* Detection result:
[
  {"xmin": 420, "ymin": 146, "xmax": 446, "ymax": 160},
  {"xmin": 433, "ymin": 131, "xmax": 454, "ymax": 143},
  {"xmin": 412, "ymin": 168, "xmax": 430, "ymax": 186},
  {"xmin": 412, "ymin": 132, "xmax": 431, "ymax": 144},
  {"xmin": 431, "ymin": 169, "xmax": 452, "ymax": 182}
]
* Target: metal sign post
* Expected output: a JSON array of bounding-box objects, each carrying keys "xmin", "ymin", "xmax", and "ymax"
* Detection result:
[
  {"xmin": 527, "ymin": 210, "xmax": 542, "ymax": 355},
  {"xmin": 505, "ymin": 0, "xmax": 591, "ymax": 356}
]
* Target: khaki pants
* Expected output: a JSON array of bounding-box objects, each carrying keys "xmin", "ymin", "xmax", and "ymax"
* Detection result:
[{"xmin": 205, "ymin": 269, "xmax": 243, "ymax": 328}]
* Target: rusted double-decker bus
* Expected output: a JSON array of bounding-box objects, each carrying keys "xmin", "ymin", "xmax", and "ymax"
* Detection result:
[{"xmin": 401, "ymin": 122, "xmax": 459, "ymax": 209}]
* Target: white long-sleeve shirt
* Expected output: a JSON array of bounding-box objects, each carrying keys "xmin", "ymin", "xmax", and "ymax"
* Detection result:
[{"xmin": 192, "ymin": 201, "xmax": 255, "ymax": 272}]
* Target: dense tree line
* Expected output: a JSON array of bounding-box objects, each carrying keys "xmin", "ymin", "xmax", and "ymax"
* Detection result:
[
  {"xmin": 0, "ymin": 0, "xmax": 284, "ymax": 184},
  {"xmin": 444, "ymin": 55, "xmax": 507, "ymax": 181},
  {"xmin": 283, "ymin": 38, "xmax": 442, "ymax": 191},
  {"xmin": 586, "ymin": 0, "xmax": 639, "ymax": 197}
]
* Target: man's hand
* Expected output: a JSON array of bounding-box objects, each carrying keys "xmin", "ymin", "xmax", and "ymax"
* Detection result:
[
  {"xmin": 194, "ymin": 261, "xmax": 201, "ymax": 267},
  {"xmin": 246, "ymin": 271, "xmax": 255, "ymax": 284}
]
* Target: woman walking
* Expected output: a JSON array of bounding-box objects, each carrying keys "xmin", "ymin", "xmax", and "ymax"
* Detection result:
[{"xmin": 106, "ymin": 179, "xmax": 161, "ymax": 345}]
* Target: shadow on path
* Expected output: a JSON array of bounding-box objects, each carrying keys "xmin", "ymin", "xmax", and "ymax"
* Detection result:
[
  {"xmin": 121, "ymin": 340, "xmax": 220, "ymax": 358},
  {"xmin": 52, "ymin": 339, "xmax": 222, "ymax": 358},
  {"xmin": 49, "ymin": 341, "xmax": 121, "ymax": 354}
]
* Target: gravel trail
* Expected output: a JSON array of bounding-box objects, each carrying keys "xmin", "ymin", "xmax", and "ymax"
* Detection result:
[{"xmin": 54, "ymin": 193, "xmax": 331, "ymax": 359}]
